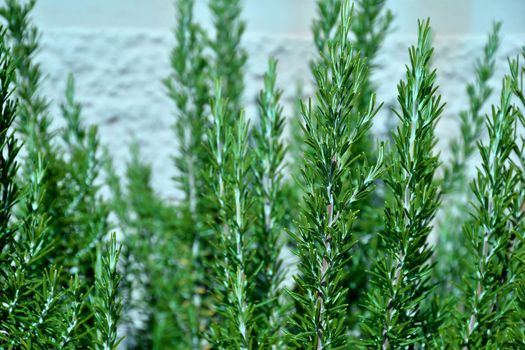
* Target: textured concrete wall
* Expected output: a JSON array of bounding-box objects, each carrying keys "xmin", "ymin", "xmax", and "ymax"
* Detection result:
[{"xmin": 27, "ymin": 1, "xmax": 525, "ymax": 199}]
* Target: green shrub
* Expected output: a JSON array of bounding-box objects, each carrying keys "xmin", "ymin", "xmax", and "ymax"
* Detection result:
[
  {"xmin": 0, "ymin": 0, "xmax": 122, "ymax": 348},
  {"xmin": 0, "ymin": 0, "xmax": 524, "ymax": 349}
]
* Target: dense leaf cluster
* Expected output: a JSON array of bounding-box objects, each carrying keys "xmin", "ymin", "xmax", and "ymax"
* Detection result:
[
  {"xmin": 0, "ymin": 1, "xmax": 122, "ymax": 348},
  {"xmin": 1, "ymin": 0, "xmax": 524, "ymax": 349}
]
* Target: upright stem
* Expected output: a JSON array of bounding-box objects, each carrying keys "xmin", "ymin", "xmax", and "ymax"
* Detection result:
[{"xmin": 365, "ymin": 20, "xmax": 443, "ymax": 349}]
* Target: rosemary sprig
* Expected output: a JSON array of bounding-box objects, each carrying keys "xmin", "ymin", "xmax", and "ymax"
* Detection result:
[
  {"xmin": 434, "ymin": 23, "xmax": 502, "ymax": 299},
  {"xmin": 444, "ymin": 22, "xmax": 502, "ymax": 192},
  {"xmin": 289, "ymin": 2, "xmax": 383, "ymax": 348},
  {"xmin": 362, "ymin": 19, "xmax": 444, "ymax": 349},
  {"xmin": 206, "ymin": 81, "xmax": 256, "ymax": 349},
  {"xmin": 459, "ymin": 76, "xmax": 519, "ymax": 349},
  {"xmin": 93, "ymin": 233, "xmax": 123, "ymax": 350},
  {"xmin": 165, "ymin": 0, "xmax": 210, "ymax": 347},
  {"xmin": 209, "ymin": 0, "xmax": 247, "ymax": 116},
  {"xmin": 252, "ymin": 58, "xmax": 288, "ymax": 348}
]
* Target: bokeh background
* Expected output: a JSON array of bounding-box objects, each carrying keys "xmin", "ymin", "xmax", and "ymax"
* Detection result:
[{"xmin": 27, "ymin": 0, "xmax": 525, "ymax": 199}]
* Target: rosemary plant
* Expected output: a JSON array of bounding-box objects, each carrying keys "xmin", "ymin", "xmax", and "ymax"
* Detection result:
[
  {"xmin": 434, "ymin": 23, "xmax": 502, "ymax": 299},
  {"xmin": 289, "ymin": 2, "xmax": 383, "ymax": 348},
  {"xmin": 0, "ymin": 1, "xmax": 122, "ymax": 348},
  {"xmin": 0, "ymin": 31, "xmax": 18, "ymax": 275},
  {"xmin": 458, "ymin": 76, "xmax": 519, "ymax": 349},
  {"xmin": 312, "ymin": 0, "xmax": 342, "ymax": 61},
  {"xmin": 444, "ymin": 22, "xmax": 502, "ymax": 192},
  {"xmin": 311, "ymin": 0, "xmax": 393, "ymax": 137},
  {"xmin": 0, "ymin": 34, "xmax": 121, "ymax": 348},
  {"xmin": 209, "ymin": 0, "xmax": 247, "ymax": 115},
  {"xmin": 206, "ymin": 81, "xmax": 256, "ymax": 348},
  {"xmin": 513, "ymin": 278, "xmax": 525, "ymax": 347},
  {"xmin": 352, "ymin": 0, "xmax": 393, "ymax": 111},
  {"xmin": 59, "ymin": 74, "xmax": 110, "ymax": 280},
  {"xmin": 0, "ymin": 0, "xmax": 54, "ymax": 164},
  {"xmin": 455, "ymin": 45, "xmax": 525, "ymax": 348},
  {"xmin": 508, "ymin": 51, "xmax": 525, "ymax": 346},
  {"xmin": 1, "ymin": 0, "xmax": 110, "ymax": 288},
  {"xmin": 104, "ymin": 142, "xmax": 184, "ymax": 349},
  {"xmin": 252, "ymin": 58, "xmax": 287, "ymax": 348},
  {"xmin": 0, "ymin": 21, "xmax": 69, "ymax": 346},
  {"xmin": 0, "ymin": 31, "xmax": 27, "ymax": 345},
  {"xmin": 93, "ymin": 233, "xmax": 124, "ymax": 350},
  {"xmin": 362, "ymin": 19, "xmax": 444, "ymax": 349},
  {"xmin": 0, "ymin": 0, "xmax": 67, "ymax": 268},
  {"xmin": 3, "ymin": 0, "xmax": 525, "ymax": 348},
  {"xmin": 165, "ymin": 0, "xmax": 210, "ymax": 347},
  {"xmin": 344, "ymin": 0, "xmax": 393, "ymax": 329}
]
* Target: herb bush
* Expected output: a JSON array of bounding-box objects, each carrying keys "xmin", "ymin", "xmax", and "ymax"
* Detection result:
[{"xmin": 0, "ymin": 0, "xmax": 524, "ymax": 349}]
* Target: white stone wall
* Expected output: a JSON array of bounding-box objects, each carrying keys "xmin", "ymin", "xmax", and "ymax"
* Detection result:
[{"xmin": 24, "ymin": 0, "xmax": 525, "ymax": 199}]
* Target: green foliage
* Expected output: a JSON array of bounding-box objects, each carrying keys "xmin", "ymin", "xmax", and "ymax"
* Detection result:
[
  {"xmin": 209, "ymin": 0, "xmax": 247, "ymax": 114},
  {"xmin": 107, "ymin": 143, "xmax": 183, "ymax": 350},
  {"xmin": 205, "ymin": 81, "xmax": 257, "ymax": 349},
  {"xmin": 0, "ymin": 1, "xmax": 122, "ymax": 349},
  {"xmin": 501, "ymin": 46, "xmax": 525, "ymax": 349},
  {"xmin": 58, "ymin": 74, "xmax": 110, "ymax": 281},
  {"xmin": 164, "ymin": 0, "xmax": 210, "ymax": 347},
  {"xmin": 362, "ymin": 20, "xmax": 444, "ymax": 349},
  {"xmin": 0, "ymin": 31, "xmax": 19, "ymax": 270},
  {"xmin": 444, "ymin": 22, "xmax": 502, "ymax": 192},
  {"xmin": 343, "ymin": 0, "xmax": 393, "ymax": 329},
  {"xmin": 288, "ymin": 2, "xmax": 383, "ymax": 348},
  {"xmin": 0, "ymin": 0, "xmax": 67, "ymax": 270},
  {"xmin": 435, "ymin": 23, "xmax": 502, "ymax": 299},
  {"xmin": 56, "ymin": 274, "xmax": 90, "ymax": 349},
  {"xmin": 352, "ymin": 0, "xmax": 393, "ymax": 110},
  {"xmin": 312, "ymin": 0, "xmax": 342, "ymax": 59},
  {"xmin": 311, "ymin": 0, "xmax": 392, "ymax": 133},
  {"xmin": 166, "ymin": 0, "xmax": 209, "ymax": 207},
  {"xmin": 252, "ymin": 58, "xmax": 288, "ymax": 348},
  {"xmin": 2, "ymin": 0, "xmax": 525, "ymax": 349},
  {"xmin": 511, "ymin": 278, "xmax": 525, "ymax": 347},
  {"xmin": 458, "ymin": 76, "xmax": 519, "ymax": 349},
  {"xmin": 93, "ymin": 233, "xmax": 123, "ymax": 350},
  {"xmin": 1, "ymin": 0, "xmax": 110, "ymax": 285},
  {"xmin": 0, "ymin": 0, "xmax": 53, "ymax": 161},
  {"xmin": 0, "ymin": 30, "xmax": 35, "ymax": 346}
]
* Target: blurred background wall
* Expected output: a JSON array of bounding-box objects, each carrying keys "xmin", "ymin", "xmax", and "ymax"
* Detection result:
[{"xmin": 26, "ymin": 0, "xmax": 525, "ymax": 199}]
